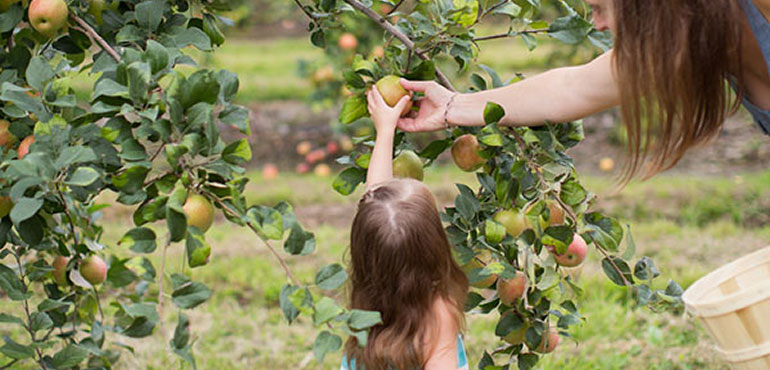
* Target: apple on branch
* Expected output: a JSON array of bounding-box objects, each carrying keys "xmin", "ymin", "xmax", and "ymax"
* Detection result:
[
  {"xmin": 392, "ymin": 150, "xmax": 423, "ymax": 181},
  {"xmin": 452, "ymin": 134, "xmax": 485, "ymax": 172},
  {"xmin": 80, "ymin": 255, "xmax": 107, "ymax": 285},
  {"xmin": 549, "ymin": 234, "xmax": 588, "ymax": 267},
  {"xmin": 29, "ymin": 0, "xmax": 69, "ymax": 38},
  {"xmin": 183, "ymin": 194, "xmax": 215, "ymax": 233},
  {"xmin": 375, "ymin": 75, "xmax": 412, "ymax": 116}
]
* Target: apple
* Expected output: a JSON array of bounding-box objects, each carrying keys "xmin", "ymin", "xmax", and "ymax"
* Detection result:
[
  {"xmin": 296, "ymin": 141, "xmax": 312, "ymax": 156},
  {"xmin": 460, "ymin": 251, "xmax": 497, "ymax": 289},
  {"xmin": 0, "ymin": 0, "xmax": 22, "ymax": 11},
  {"xmin": 312, "ymin": 66, "xmax": 334, "ymax": 84},
  {"xmin": 339, "ymin": 136, "xmax": 354, "ymax": 152},
  {"xmin": 501, "ymin": 311, "xmax": 528, "ymax": 344},
  {"xmin": 545, "ymin": 200, "xmax": 565, "ymax": 226},
  {"xmin": 533, "ymin": 327, "xmax": 560, "ymax": 354},
  {"xmin": 392, "ymin": 150, "xmax": 423, "ymax": 181},
  {"xmin": 451, "ymin": 134, "xmax": 485, "ymax": 172},
  {"xmin": 326, "ymin": 141, "xmax": 340, "ymax": 155},
  {"xmin": 484, "ymin": 219, "xmax": 506, "ymax": 244},
  {"xmin": 183, "ymin": 194, "xmax": 215, "ymax": 232},
  {"xmin": 599, "ymin": 157, "xmax": 615, "ymax": 172},
  {"xmin": 17, "ymin": 135, "xmax": 34, "ymax": 159},
  {"xmin": 375, "ymin": 75, "xmax": 411, "ymax": 116},
  {"xmin": 494, "ymin": 209, "xmax": 530, "ymax": 238},
  {"xmin": 306, "ymin": 149, "xmax": 326, "ymax": 164},
  {"xmin": 80, "ymin": 255, "xmax": 107, "ymax": 285},
  {"xmin": 0, "ymin": 119, "xmax": 15, "ymax": 150},
  {"xmin": 29, "ymin": 0, "xmax": 69, "ymax": 38},
  {"xmin": 551, "ymin": 234, "xmax": 588, "ymax": 267},
  {"xmin": 88, "ymin": 0, "xmax": 106, "ymax": 24},
  {"xmin": 314, "ymin": 163, "xmax": 332, "ymax": 177},
  {"xmin": 296, "ymin": 162, "xmax": 311, "ymax": 174},
  {"xmin": 372, "ymin": 46, "xmax": 385, "ymax": 59},
  {"xmin": 338, "ymin": 32, "xmax": 358, "ymax": 51},
  {"xmin": 497, "ymin": 271, "xmax": 527, "ymax": 306},
  {"xmin": 52, "ymin": 256, "xmax": 69, "ymax": 286},
  {"xmin": 0, "ymin": 196, "xmax": 13, "ymax": 218},
  {"xmin": 262, "ymin": 163, "xmax": 279, "ymax": 180}
]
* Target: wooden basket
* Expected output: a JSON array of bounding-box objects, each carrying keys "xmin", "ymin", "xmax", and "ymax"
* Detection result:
[{"xmin": 682, "ymin": 246, "xmax": 770, "ymax": 370}]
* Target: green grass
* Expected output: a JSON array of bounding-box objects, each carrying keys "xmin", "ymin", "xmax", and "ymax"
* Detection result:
[{"xmin": 2, "ymin": 169, "xmax": 769, "ymax": 369}]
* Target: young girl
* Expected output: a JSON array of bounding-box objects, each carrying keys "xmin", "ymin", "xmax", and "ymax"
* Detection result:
[{"xmin": 340, "ymin": 87, "xmax": 470, "ymax": 370}]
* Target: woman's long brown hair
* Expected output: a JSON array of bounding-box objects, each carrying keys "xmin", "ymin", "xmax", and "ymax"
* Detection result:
[
  {"xmin": 612, "ymin": 0, "xmax": 745, "ymax": 183},
  {"xmin": 345, "ymin": 179, "xmax": 468, "ymax": 370}
]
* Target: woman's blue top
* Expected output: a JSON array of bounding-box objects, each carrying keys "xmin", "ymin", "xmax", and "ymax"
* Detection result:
[
  {"xmin": 339, "ymin": 335, "xmax": 469, "ymax": 370},
  {"xmin": 740, "ymin": 0, "xmax": 770, "ymax": 135}
]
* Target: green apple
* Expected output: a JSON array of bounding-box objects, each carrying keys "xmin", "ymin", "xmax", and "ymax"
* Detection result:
[
  {"xmin": 375, "ymin": 75, "xmax": 411, "ymax": 116},
  {"xmin": 451, "ymin": 134, "xmax": 485, "ymax": 172},
  {"xmin": 183, "ymin": 194, "xmax": 215, "ymax": 232},
  {"xmin": 80, "ymin": 255, "xmax": 107, "ymax": 285},
  {"xmin": 52, "ymin": 256, "xmax": 70, "ymax": 286},
  {"xmin": 494, "ymin": 209, "xmax": 530, "ymax": 238},
  {"xmin": 392, "ymin": 150, "xmax": 423, "ymax": 181}
]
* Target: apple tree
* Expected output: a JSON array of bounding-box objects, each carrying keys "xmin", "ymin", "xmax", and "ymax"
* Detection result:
[
  {"xmin": 0, "ymin": 0, "xmax": 379, "ymax": 369},
  {"xmin": 290, "ymin": 0, "xmax": 685, "ymax": 368}
]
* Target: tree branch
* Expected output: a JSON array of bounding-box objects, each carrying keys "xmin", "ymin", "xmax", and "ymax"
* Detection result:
[
  {"xmin": 69, "ymin": 14, "xmax": 121, "ymax": 63},
  {"xmin": 473, "ymin": 29, "xmax": 548, "ymax": 42},
  {"xmin": 292, "ymin": 0, "xmax": 319, "ymax": 22},
  {"xmin": 342, "ymin": 0, "xmax": 456, "ymax": 91},
  {"xmin": 388, "ymin": 0, "xmax": 405, "ymax": 15}
]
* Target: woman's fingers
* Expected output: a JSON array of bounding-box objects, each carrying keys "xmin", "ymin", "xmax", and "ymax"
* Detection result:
[
  {"xmin": 400, "ymin": 78, "xmax": 436, "ymax": 93},
  {"xmin": 393, "ymin": 94, "xmax": 411, "ymax": 112}
]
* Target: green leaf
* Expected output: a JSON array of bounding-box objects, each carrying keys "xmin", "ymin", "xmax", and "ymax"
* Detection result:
[
  {"xmin": 285, "ymin": 224, "xmax": 316, "ymax": 256},
  {"xmin": 348, "ymin": 309, "xmax": 382, "ymax": 330},
  {"xmin": 494, "ymin": 312, "xmax": 524, "ymax": 337},
  {"xmin": 29, "ymin": 312, "xmax": 53, "ymax": 332},
  {"xmin": 340, "ymin": 95, "xmax": 368, "ymax": 124},
  {"xmin": 172, "ymin": 278, "xmax": 212, "ymax": 309},
  {"xmin": 119, "ymin": 227, "xmax": 157, "ymax": 254},
  {"xmin": 313, "ymin": 297, "xmax": 343, "ymax": 326},
  {"xmin": 313, "ymin": 331, "xmax": 342, "ymax": 362},
  {"xmin": 0, "ymin": 337, "xmax": 35, "ymax": 360},
  {"xmin": 127, "ymin": 62, "xmax": 151, "ymax": 102},
  {"xmin": 536, "ymin": 267, "xmax": 559, "ymax": 290},
  {"xmin": 171, "ymin": 313, "xmax": 191, "ymax": 349},
  {"xmin": 315, "ymin": 264, "xmax": 347, "ymax": 290},
  {"xmin": 633, "ymin": 256, "xmax": 660, "ymax": 281},
  {"xmin": 145, "ymin": 40, "xmax": 170, "ymax": 74},
  {"xmin": 584, "ymin": 212, "xmax": 623, "ymax": 252},
  {"xmin": 548, "ymin": 14, "xmax": 592, "ymax": 44},
  {"xmin": 55, "ymin": 147, "xmax": 97, "ymax": 169},
  {"xmin": 222, "ymin": 138, "xmax": 252, "ymax": 165},
  {"xmin": 93, "ymin": 78, "xmax": 129, "ymax": 100},
  {"xmin": 0, "ymin": 314, "xmax": 24, "ymax": 326},
  {"xmin": 219, "ymin": 105, "xmax": 250, "ymax": 135},
  {"xmin": 0, "ymin": 4, "xmax": 23, "ymax": 33},
  {"xmin": 541, "ymin": 226, "xmax": 573, "ymax": 254},
  {"xmin": 10, "ymin": 197, "xmax": 43, "ymax": 224},
  {"xmin": 52, "ymin": 344, "xmax": 89, "ymax": 368},
  {"xmin": 135, "ymin": 0, "xmax": 165, "ymax": 31},
  {"xmin": 1, "ymin": 83, "xmax": 47, "ymax": 120},
  {"xmin": 247, "ymin": 206, "xmax": 284, "ymax": 241},
  {"xmin": 178, "ymin": 70, "xmax": 219, "ymax": 109},
  {"xmin": 66, "ymin": 167, "xmax": 101, "ymax": 187},
  {"xmin": 185, "ymin": 227, "xmax": 212, "ymax": 268},
  {"xmin": 332, "ymin": 167, "xmax": 365, "ymax": 196},
  {"xmin": 38, "ymin": 298, "xmax": 72, "ymax": 312},
  {"xmin": 279, "ymin": 284, "xmax": 301, "ymax": 324},
  {"xmin": 483, "ymin": 102, "xmax": 505, "ymax": 124},
  {"xmin": 601, "ymin": 256, "xmax": 634, "ymax": 286},
  {"xmin": 26, "ymin": 56, "xmax": 55, "ymax": 92}
]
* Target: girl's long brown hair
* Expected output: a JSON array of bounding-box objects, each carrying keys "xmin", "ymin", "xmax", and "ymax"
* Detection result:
[
  {"xmin": 345, "ymin": 179, "xmax": 468, "ymax": 370},
  {"xmin": 612, "ymin": 0, "xmax": 745, "ymax": 183}
]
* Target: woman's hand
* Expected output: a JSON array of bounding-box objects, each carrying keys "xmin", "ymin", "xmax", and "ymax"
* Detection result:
[
  {"xmin": 367, "ymin": 85, "xmax": 411, "ymax": 134},
  {"xmin": 397, "ymin": 79, "xmax": 455, "ymax": 132}
]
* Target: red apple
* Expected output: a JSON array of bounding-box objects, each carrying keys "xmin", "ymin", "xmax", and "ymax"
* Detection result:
[
  {"xmin": 338, "ymin": 32, "xmax": 358, "ymax": 51},
  {"xmin": 534, "ymin": 327, "xmax": 560, "ymax": 354},
  {"xmin": 262, "ymin": 163, "xmax": 279, "ymax": 180},
  {"xmin": 497, "ymin": 271, "xmax": 527, "ymax": 305},
  {"xmin": 296, "ymin": 162, "xmax": 311, "ymax": 174},
  {"xmin": 599, "ymin": 157, "xmax": 615, "ymax": 172},
  {"xmin": 29, "ymin": 0, "xmax": 69, "ymax": 38},
  {"xmin": 0, "ymin": 120, "xmax": 17, "ymax": 149},
  {"xmin": 296, "ymin": 141, "xmax": 312, "ymax": 156},
  {"xmin": 326, "ymin": 141, "xmax": 340, "ymax": 155},
  {"xmin": 305, "ymin": 149, "xmax": 326, "ymax": 164},
  {"xmin": 372, "ymin": 46, "xmax": 385, "ymax": 59},
  {"xmin": 551, "ymin": 234, "xmax": 588, "ymax": 267},
  {"xmin": 80, "ymin": 255, "xmax": 107, "ymax": 285},
  {"xmin": 17, "ymin": 135, "xmax": 34, "ymax": 159}
]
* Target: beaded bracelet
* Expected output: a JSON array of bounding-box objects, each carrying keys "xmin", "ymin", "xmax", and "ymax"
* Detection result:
[{"xmin": 444, "ymin": 93, "xmax": 458, "ymax": 129}]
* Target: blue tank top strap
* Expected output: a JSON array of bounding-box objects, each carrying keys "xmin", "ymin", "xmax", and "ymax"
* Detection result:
[
  {"xmin": 340, "ymin": 334, "xmax": 470, "ymax": 370},
  {"xmin": 737, "ymin": 0, "xmax": 770, "ymax": 135}
]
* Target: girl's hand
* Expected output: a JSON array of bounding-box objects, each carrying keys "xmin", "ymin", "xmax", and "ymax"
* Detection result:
[
  {"xmin": 367, "ymin": 85, "xmax": 411, "ymax": 134},
  {"xmin": 397, "ymin": 79, "xmax": 455, "ymax": 132}
]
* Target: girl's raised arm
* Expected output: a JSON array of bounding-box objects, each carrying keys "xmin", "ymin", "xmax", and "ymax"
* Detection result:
[{"xmin": 365, "ymin": 86, "xmax": 411, "ymax": 189}]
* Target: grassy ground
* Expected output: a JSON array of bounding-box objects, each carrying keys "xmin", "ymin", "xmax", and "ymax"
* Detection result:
[{"xmin": 2, "ymin": 167, "xmax": 769, "ymax": 369}]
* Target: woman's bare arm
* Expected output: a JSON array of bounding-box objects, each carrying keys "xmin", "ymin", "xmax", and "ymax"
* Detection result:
[{"xmin": 398, "ymin": 51, "xmax": 620, "ymax": 131}]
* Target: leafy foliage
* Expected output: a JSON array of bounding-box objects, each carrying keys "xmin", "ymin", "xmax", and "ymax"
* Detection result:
[{"xmin": 292, "ymin": 0, "xmax": 684, "ymax": 368}]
